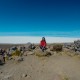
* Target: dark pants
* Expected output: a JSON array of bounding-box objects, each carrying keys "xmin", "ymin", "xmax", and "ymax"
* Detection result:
[{"xmin": 40, "ymin": 46, "xmax": 46, "ymax": 52}]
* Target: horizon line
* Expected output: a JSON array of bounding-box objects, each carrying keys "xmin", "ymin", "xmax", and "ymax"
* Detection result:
[{"xmin": 0, "ymin": 36, "xmax": 80, "ymax": 44}]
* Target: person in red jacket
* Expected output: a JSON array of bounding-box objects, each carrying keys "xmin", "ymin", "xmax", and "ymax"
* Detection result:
[{"xmin": 40, "ymin": 37, "xmax": 47, "ymax": 52}]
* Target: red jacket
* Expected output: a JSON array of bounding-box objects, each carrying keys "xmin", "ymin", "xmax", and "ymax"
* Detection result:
[{"xmin": 40, "ymin": 40, "xmax": 46, "ymax": 47}]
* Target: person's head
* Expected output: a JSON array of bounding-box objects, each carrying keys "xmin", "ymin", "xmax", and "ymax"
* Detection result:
[{"xmin": 42, "ymin": 37, "xmax": 45, "ymax": 41}]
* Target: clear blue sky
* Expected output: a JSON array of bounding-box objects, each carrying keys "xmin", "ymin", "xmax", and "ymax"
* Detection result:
[{"xmin": 0, "ymin": 0, "xmax": 80, "ymax": 37}]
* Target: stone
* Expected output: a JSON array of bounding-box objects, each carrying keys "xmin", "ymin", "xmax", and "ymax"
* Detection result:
[
  {"xmin": 24, "ymin": 42, "xmax": 32, "ymax": 50},
  {"xmin": 35, "ymin": 49, "xmax": 45, "ymax": 57},
  {"xmin": 2, "ymin": 75, "xmax": 12, "ymax": 80},
  {"xmin": 27, "ymin": 52, "xmax": 35, "ymax": 55},
  {"xmin": 35, "ymin": 49, "xmax": 51, "ymax": 57},
  {"xmin": 0, "ymin": 71, "xmax": 3, "ymax": 74},
  {"xmin": 22, "ymin": 74, "xmax": 27, "ymax": 77},
  {"xmin": 17, "ymin": 57, "xmax": 23, "ymax": 62},
  {"xmin": 45, "ymin": 51, "xmax": 52, "ymax": 56},
  {"xmin": 63, "ymin": 40, "xmax": 80, "ymax": 53},
  {"xmin": 8, "ymin": 57, "xmax": 13, "ymax": 60},
  {"xmin": 0, "ymin": 55, "xmax": 4, "ymax": 65},
  {"xmin": 23, "ymin": 52, "xmax": 27, "ymax": 56},
  {"xmin": 14, "ymin": 56, "xmax": 23, "ymax": 62},
  {"xmin": 50, "ymin": 46, "xmax": 54, "ymax": 51},
  {"xmin": 74, "ymin": 40, "xmax": 80, "ymax": 52},
  {"xmin": 0, "ymin": 60, "xmax": 2, "ymax": 65},
  {"xmin": 23, "ymin": 51, "xmax": 35, "ymax": 56}
]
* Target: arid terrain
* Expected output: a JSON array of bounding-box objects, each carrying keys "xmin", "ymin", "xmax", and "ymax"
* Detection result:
[{"xmin": 0, "ymin": 43, "xmax": 80, "ymax": 80}]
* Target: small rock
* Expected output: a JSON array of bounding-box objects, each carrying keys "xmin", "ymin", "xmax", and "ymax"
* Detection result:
[
  {"xmin": 8, "ymin": 57, "xmax": 13, "ymax": 60},
  {"xmin": 27, "ymin": 52, "xmax": 35, "ymax": 55},
  {"xmin": 45, "ymin": 51, "xmax": 52, "ymax": 56},
  {"xmin": 0, "ymin": 55, "xmax": 4, "ymax": 65},
  {"xmin": 23, "ymin": 52, "xmax": 28, "ymax": 56},
  {"xmin": 22, "ymin": 74, "xmax": 27, "ymax": 77},
  {"xmin": 24, "ymin": 42, "xmax": 32, "ymax": 51},
  {"xmin": 27, "ymin": 75, "xmax": 31, "ymax": 78},
  {"xmin": 50, "ymin": 46, "xmax": 53, "ymax": 51},
  {"xmin": 0, "ymin": 71, "xmax": 3, "ymax": 74},
  {"xmin": 17, "ymin": 57, "xmax": 23, "ymax": 62},
  {"xmin": 14, "ymin": 56, "xmax": 23, "ymax": 62},
  {"xmin": 3, "ymin": 75, "xmax": 12, "ymax": 80}
]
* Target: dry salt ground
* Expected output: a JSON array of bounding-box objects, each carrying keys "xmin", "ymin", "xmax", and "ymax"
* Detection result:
[{"xmin": 0, "ymin": 53, "xmax": 80, "ymax": 80}]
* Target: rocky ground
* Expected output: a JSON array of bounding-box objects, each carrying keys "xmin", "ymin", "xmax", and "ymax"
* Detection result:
[{"xmin": 0, "ymin": 44, "xmax": 80, "ymax": 80}]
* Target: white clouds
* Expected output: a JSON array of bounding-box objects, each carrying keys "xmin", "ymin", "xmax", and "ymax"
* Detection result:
[{"xmin": 0, "ymin": 36, "xmax": 79, "ymax": 44}]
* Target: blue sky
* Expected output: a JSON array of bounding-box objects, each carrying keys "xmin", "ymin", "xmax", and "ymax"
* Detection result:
[{"xmin": 0, "ymin": 0, "xmax": 80, "ymax": 37}]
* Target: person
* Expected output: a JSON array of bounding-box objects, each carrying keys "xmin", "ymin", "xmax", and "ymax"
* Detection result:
[{"xmin": 40, "ymin": 37, "xmax": 47, "ymax": 52}]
